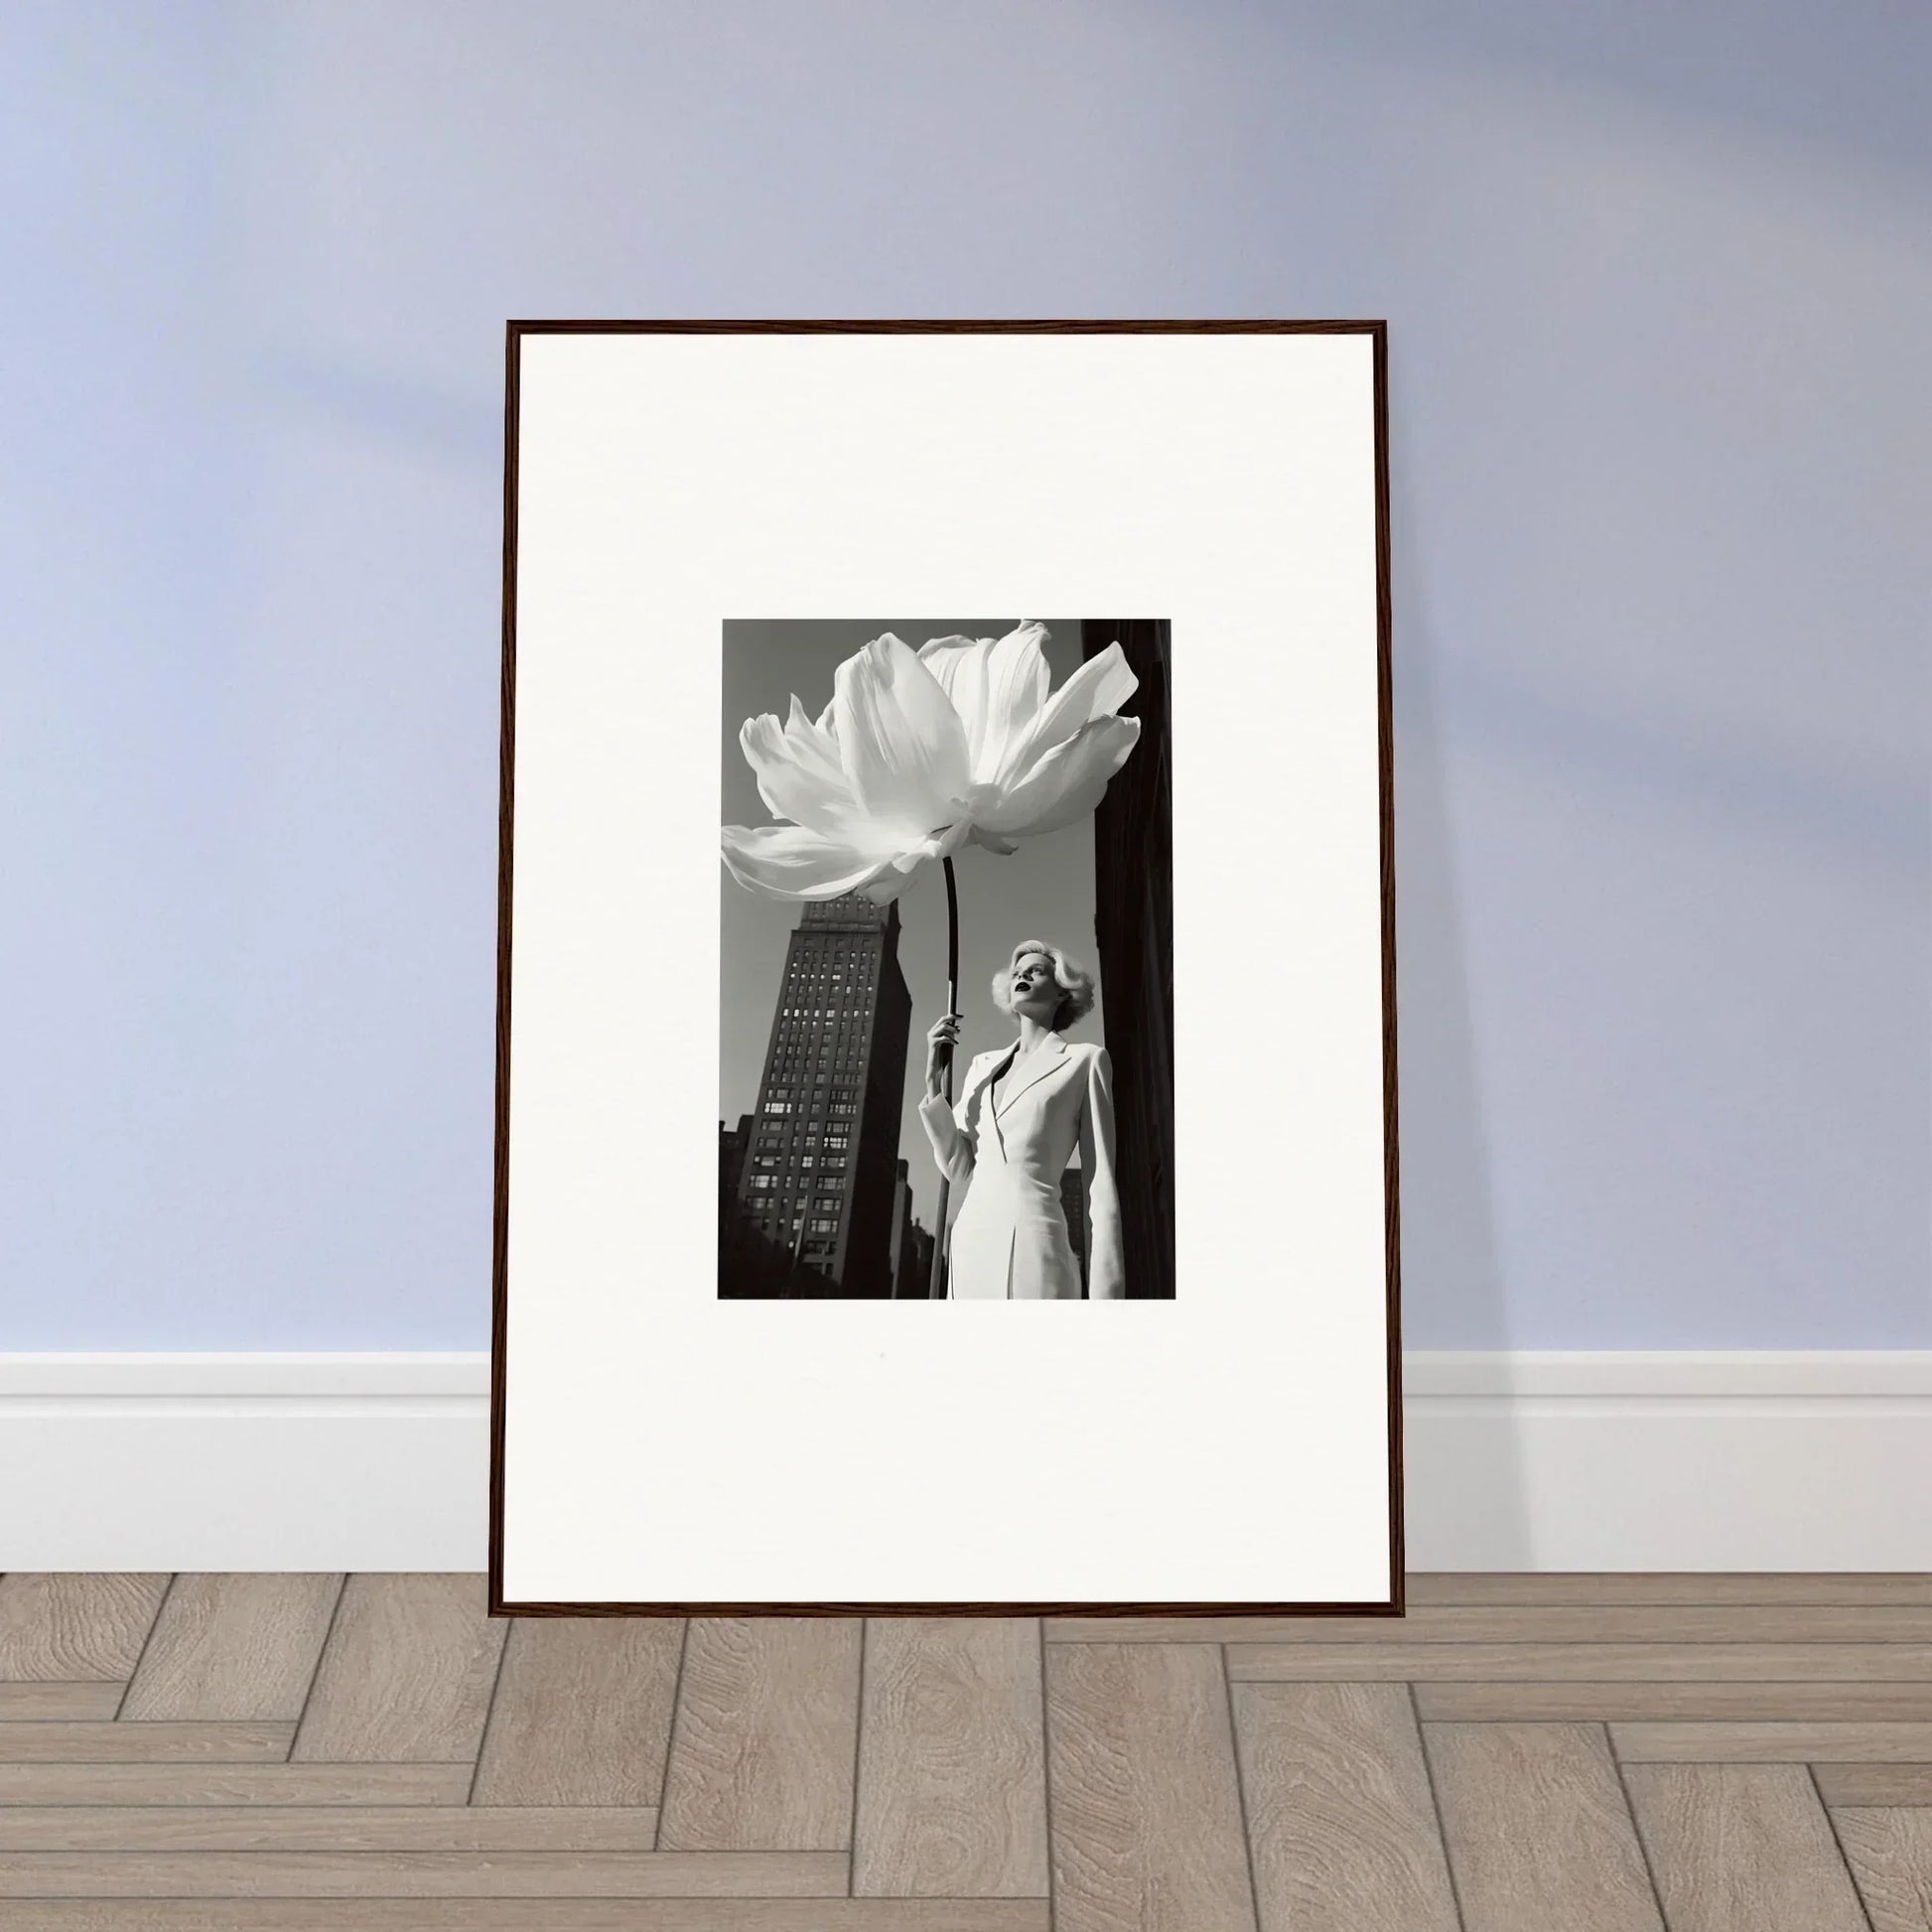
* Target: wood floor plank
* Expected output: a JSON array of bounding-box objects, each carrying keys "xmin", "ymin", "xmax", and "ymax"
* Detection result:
[
  {"xmin": 1418, "ymin": 1682, "xmax": 1932, "ymax": 1722},
  {"xmin": 0, "ymin": 1901, "xmax": 1051, "ymax": 1931},
  {"xmin": 1043, "ymin": 1641, "xmax": 1255, "ymax": 1932},
  {"xmin": 853, "ymin": 1617, "xmax": 1047, "ymax": 1898},
  {"xmin": 0, "ymin": 1849, "xmax": 846, "ymax": 1896},
  {"xmin": 1231, "ymin": 1681, "xmax": 1457, "ymax": 1932},
  {"xmin": 1409, "ymin": 1574, "xmax": 1932, "ymax": 1607},
  {"xmin": 1831, "ymin": 1807, "xmax": 1932, "ymax": 1932},
  {"xmin": 291, "ymin": 1575, "xmax": 504, "ymax": 1764},
  {"xmin": 471, "ymin": 1616, "xmax": 682, "ymax": 1807},
  {"xmin": 1424, "ymin": 1722, "xmax": 1664, "ymax": 1932},
  {"xmin": 656, "ymin": 1618, "xmax": 861, "ymax": 1852},
  {"xmin": 1813, "ymin": 1763, "xmax": 1932, "ymax": 1805},
  {"xmin": 121, "ymin": 1576, "xmax": 341, "ymax": 1723},
  {"xmin": 0, "ymin": 1577, "xmax": 171, "ymax": 1681},
  {"xmin": 0, "ymin": 1762, "xmax": 473, "ymax": 1805},
  {"xmin": 0, "ymin": 1807, "xmax": 660, "ymax": 1851},
  {"xmin": 15, "ymin": 1570, "xmax": 1925, "ymax": 1930},
  {"xmin": 1624, "ymin": 1764, "xmax": 1869, "ymax": 1931},
  {"xmin": 1057, "ymin": 1606, "xmax": 1932, "ymax": 1644},
  {"xmin": 0, "ymin": 1683, "xmax": 123, "ymax": 1720},
  {"xmin": 1614, "ymin": 1722, "xmax": 1932, "ymax": 1763},
  {"xmin": 0, "ymin": 1723, "xmax": 292, "ymax": 1762},
  {"xmin": 1230, "ymin": 1642, "xmax": 1932, "ymax": 1682}
]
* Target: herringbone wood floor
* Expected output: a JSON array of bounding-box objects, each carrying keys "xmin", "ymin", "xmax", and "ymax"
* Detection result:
[{"xmin": 0, "ymin": 1576, "xmax": 1930, "ymax": 1928}]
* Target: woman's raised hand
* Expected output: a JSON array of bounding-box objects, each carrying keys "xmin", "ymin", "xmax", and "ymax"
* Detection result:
[{"xmin": 924, "ymin": 1012, "xmax": 962, "ymax": 1094}]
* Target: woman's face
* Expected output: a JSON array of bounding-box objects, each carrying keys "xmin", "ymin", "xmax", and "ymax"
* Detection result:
[{"xmin": 1008, "ymin": 951, "xmax": 1062, "ymax": 1027}]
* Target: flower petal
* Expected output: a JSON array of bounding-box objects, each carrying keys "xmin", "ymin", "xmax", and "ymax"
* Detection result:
[
  {"xmin": 885, "ymin": 815, "xmax": 975, "ymax": 874},
  {"xmin": 720, "ymin": 824, "xmax": 897, "ymax": 900},
  {"xmin": 740, "ymin": 713, "xmax": 861, "ymax": 837},
  {"xmin": 833, "ymin": 633, "xmax": 970, "ymax": 836},
  {"xmin": 855, "ymin": 818, "xmax": 974, "ymax": 903},
  {"xmin": 913, "ymin": 634, "xmax": 981, "ymax": 679},
  {"xmin": 913, "ymin": 635, "xmax": 987, "ymax": 752},
  {"xmin": 919, "ymin": 621, "xmax": 1050, "ymax": 785},
  {"xmin": 976, "ymin": 714, "xmax": 1142, "ymax": 837},
  {"xmin": 993, "ymin": 640, "xmax": 1138, "ymax": 786},
  {"xmin": 783, "ymin": 694, "xmax": 843, "ymax": 782}
]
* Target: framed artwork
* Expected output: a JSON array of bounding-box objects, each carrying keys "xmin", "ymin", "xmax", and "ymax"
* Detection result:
[{"xmin": 491, "ymin": 321, "xmax": 1400, "ymax": 1614}]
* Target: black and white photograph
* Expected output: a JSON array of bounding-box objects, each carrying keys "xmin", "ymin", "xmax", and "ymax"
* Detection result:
[
  {"xmin": 494, "ymin": 322, "xmax": 1395, "ymax": 1609},
  {"xmin": 717, "ymin": 618, "xmax": 1173, "ymax": 1302}
]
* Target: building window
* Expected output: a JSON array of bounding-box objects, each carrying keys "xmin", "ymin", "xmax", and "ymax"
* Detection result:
[
  {"xmin": 749, "ymin": 1175, "xmax": 776, "ymax": 1191},
  {"xmin": 809, "ymin": 1217, "xmax": 838, "ymax": 1234},
  {"xmin": 825, "ymin": 1135, "xmax": 849, "ymax": 1151},
  {"xmin": 828, "ymin": 1102, "xmax": 856, "ymax": 1117},
  {"xmin": 814, "ymin": 1195, "xmax": 840, "ymax": 1212},
  {"xmin": 763, "ymin": 1100, "xmax": 790, "ymax": 1115}
]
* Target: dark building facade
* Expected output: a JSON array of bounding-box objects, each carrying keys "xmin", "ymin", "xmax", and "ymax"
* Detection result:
[
  {"xmin": 721, "ymin": 894, "xmax": 911, "ymax": 1298},
  {"xmin": 1059, "ymin": 1169, "xmax": 1088, "ymax": 1293},
  {"xmin": 1081, "ymin": 620, "xmax": 1175, "ymax": 1299},
  {"xmin": 719, "ymin": 1113, "xmax": 752, "ymax": 1233},
  {"xmin": 888, "ymin": 1157, "xmax": 935, "ymax": 1300},
  {"xmin": 897, "ymin": 1222, "xmax": 934, "ymax": 1300}
]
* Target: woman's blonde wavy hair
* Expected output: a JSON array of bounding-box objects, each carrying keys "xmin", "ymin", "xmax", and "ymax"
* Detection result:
[{"xmin": 990, "ymin": 939, "xmax": 1097, "ymax": 1035}]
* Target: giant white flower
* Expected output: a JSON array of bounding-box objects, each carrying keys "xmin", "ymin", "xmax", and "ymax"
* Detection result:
[{"xmin": 722, "ymin": 621, "xmax": 1141, "ymax": 902}]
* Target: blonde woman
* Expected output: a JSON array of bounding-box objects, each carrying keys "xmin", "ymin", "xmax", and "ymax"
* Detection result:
[{"xmin": 920, "ymin": 940, "xmax": 1124, "ymax": 1300}]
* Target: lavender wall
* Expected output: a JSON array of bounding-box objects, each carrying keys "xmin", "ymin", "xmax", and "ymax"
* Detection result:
[{"xmin": 4, "ymin": 0, "xmax": 1926, "ymax": 1346}]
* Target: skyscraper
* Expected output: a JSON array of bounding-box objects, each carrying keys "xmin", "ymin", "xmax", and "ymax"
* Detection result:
[
  {"xmin": 722, "ymin": 894, "xmax": 912, "ymax": 1298},
  {"xmin": 1082, "ymin": 619, "xmax": 1175, "ymax": 1299}
]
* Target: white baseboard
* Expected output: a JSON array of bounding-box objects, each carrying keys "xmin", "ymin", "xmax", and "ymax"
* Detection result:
[
  {"xmin": 0, "ymin": 1355, "xmax": 488, "ymax": 1574},
  {"xmin": 4, "ymin": 1352, "xmax": 1929, "ymax": 1574},
  {"xmin": 1404, "ymin": 1351, "xmax": 1932, "ymax": 1573}
]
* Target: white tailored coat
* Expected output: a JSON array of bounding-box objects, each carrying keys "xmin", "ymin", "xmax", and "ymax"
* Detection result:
[{"xmin": 918, "ymin": 1034, "xmax": 1125, "ymax": 1301}]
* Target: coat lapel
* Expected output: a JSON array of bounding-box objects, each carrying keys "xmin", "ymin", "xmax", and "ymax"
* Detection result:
[
  {"xmin": 956, "ymin": 1050, "xmax": 1003, "ymax": 1141},
  {"xmin": 959, "ymin": 1049, "xmax": 1005, "ymax": 1110},
  {"xmin": 992, "ymin": 1033, "xmax": 1068, "ymax": 1117},
  {"xmin": 947, "ymin": 1047, "xmax": 1003, "ymax": 1161}
]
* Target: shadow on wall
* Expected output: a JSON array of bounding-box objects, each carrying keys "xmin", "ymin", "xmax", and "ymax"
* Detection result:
[
  {"xmin": 1204, "ymin": 0, "xmax": 1932, "ymax": 181},
  {"xmin": 1389, "ymin": 428, "xmax": 1531, "ymax": 1572}
]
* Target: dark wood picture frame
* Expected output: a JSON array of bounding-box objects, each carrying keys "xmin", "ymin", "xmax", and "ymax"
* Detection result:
[{"xmin": 489, "ymin": 320, "xmax": 1401, "ymax": 1618}]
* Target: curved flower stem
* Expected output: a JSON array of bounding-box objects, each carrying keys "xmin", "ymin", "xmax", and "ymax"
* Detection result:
[{"xmin": 927, "ymin": 856, "xmax": 959, "ymax": 1299}]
